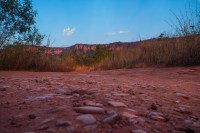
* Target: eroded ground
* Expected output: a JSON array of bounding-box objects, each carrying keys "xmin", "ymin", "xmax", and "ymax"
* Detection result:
[{"xmin": 0, "ymin": 67, "xmax": 200, "ymax": 133}]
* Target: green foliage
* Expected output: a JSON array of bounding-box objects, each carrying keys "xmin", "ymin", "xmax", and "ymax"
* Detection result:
[
  {"xmin": 0, "ymin": 0, "xmax": 43, "ymax": 47},
  {"xmin": 21, "ymin": 26, "xmax": 45, "ymax": 46},
  {"xmin": 91, "ymin": 45, "xmax": 109, "ymax": 64},
  {"xmin": 74, "ymin": 45, "xmax": 109, "ymax": 66}
]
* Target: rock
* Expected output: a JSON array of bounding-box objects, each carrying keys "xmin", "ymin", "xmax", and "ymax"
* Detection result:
[
  {"xmin": 130, "ymin": 117, "xmax": 146, "ymax": 124},
  {"xmin": 152, "ymin": 129, "xmax": 161, "ymax": 133},
  {"xmin": 175, "ymin": 107, "xmax": 192, "ymax": 115},
  {"xmin": 103, "ymin": 112, "xmax": 120, "ymax": 124},
  {"xmin": 0, "ymin": 86, "xmax": 9, "ymax": 91},
  {"xmin": 46, "ymin": 128, "xmax": 56, "ymax": 133},
  {"xmin": 10, "ymin": 121, "xmax": 20, "ymax": 127},
  {"xmin": 112, "ymin": 93, "xmax": 129, "ymax": 97},
  {"xmin": 40, "ymin": 117, "xmax": 54, "ymax": 125},
  {"xmin": 76, "ymin": 114, "xmax": 96, "ymax": 124},
  {"xmin": 84, "ymin": 124, "xmax": 97, "ymax": 132},
  {"xmin": 47, "ymin": 106, "xmax": 66, "ymax": 113},
  {"xmin": 66, "ymin": 126, "xmax": 76, "ymax": 133},
  {"xmin": 150, "ymin": 103, "xmax": 157, "ymax": 110},
  {"xmin": 184, "ymin": 119, "xmax": 200, "ymax": 127},
  {"xmin": 105, "ymin": 94, "xmax": 112, "ymax": 98},
  {"xmin": 38, "ymin": 124, "xmax": 49, "ymax": 130},
  {"xmin": 176, "ymin": 92, "xmax": 190, "ymax": 99},
  {"xmin": 125, "ymin": 108, "xmax": 137, "ymax": 114},
  {"xmin": 72, "ymin": 93, "xmax": 80, "ymax": 97},
  {"xmin": 108, "ymin": 101, "xmax": 127, "ymax": 107},
  {"xmin": 74, "ymin": 106, "xmax": 105, "ymax": 114},
  {"xmin": 122, "ymin": 112, "xmax": 138, "ymax": 119},
  {"xmin": 28, "ymin": 113, "xmax": 36, "ymax": 119},
  {"xmin": 71, "ymin": 89, "xmax": 95, "ymax": 96},
  {"xmin": 107, "ymin": 110, "xmax": 117, "ymax": 116},
  {"xmin": 149, "ymin": 112, "xmax": 166, "ymax": 121},
  {"xmin": 84, "ymin": 101, "xmax": 103, "ymax": 107},
  {"xmin": 184, "ymin": 119, "xmax": 193, "ymax": 125},
  {"xmin": 1, "ymin": 88, "xmax": 6, "ymax": 92},
  {"xmin": 27, "ymin": 94, "xmax": 54, "ymax": 101},
  {"xmin": 193, "ymin": 121, "xmax": 200, "ymax": 127},
  {"xmin": 131, "ymin": 129, "xmax": 147, "ymax": 133},
  {"xmin": 55, "ymin": 120, "xmax": 71, "ymax": 126},
  {"xmin": 178, "ymin": 128, "xmax": 194, "ymax": 133}
]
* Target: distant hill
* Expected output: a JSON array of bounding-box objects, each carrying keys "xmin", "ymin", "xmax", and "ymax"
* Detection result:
[
  {"xmin": 45, "ymin": 36, "xmax": 194, "ymax": 55},
  {"xmin": 45, "ymin": 41, "xmax": 140, "ymax": 55}
]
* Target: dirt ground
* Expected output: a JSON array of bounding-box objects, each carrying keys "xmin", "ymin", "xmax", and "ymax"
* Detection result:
[{"xmin": 0, "ymin": 67, "xmax": 200, "ymax": 133}]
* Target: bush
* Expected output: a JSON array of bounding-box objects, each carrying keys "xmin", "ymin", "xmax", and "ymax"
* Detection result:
[{"xmin": 98, "ymin": 35, "xmax": 200, "ymax": 70}]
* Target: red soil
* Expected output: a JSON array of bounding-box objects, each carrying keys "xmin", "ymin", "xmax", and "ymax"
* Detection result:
[{"xmin": 0, "ymin": 67, "xmax": 200, "ymax": 133}]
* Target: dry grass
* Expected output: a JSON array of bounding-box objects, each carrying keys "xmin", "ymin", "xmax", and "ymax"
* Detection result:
[
  {"xmin": 98, "ymin": 35, "xmax": 200, "ymax": 70},
  {"xmin": 0, "ymin": 44, "xmax": 72, "ymax": 71},
  {"xmin": 0, "ymin": 35, "xmax": 199, "ymax": 72}
]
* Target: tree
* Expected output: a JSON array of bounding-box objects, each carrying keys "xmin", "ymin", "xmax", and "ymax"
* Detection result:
[
  {"xmin": 0, "ymin": 0, "xmax": 43, "ymax": 47},
  {"xmin": 21, "ymin": 26, "xmax": 45, "ymax": 46},
  {"xmin": 168, "ymin": 3, "xmax": 200, "ymax": 37}
]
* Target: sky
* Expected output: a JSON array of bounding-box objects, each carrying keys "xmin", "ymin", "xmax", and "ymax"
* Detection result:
[{"xmin": 32, "ymin": 0, "xmax": 200, "ymax": 47}]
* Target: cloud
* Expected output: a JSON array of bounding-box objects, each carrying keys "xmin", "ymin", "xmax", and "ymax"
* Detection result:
[
  {"xmin": 63, "ymin": 27, "xmax": 75, "ymax": 36},
  {"xmin": 106, "ymin": 30, "xmax": 128, "ymax": 36},
  {"xmin": 118, "ymin": 31, "xmax": 128, "ymax": 34},
  {"xmin": 105, "ymin": 32, "xmax": 116, "ymax": 36}
]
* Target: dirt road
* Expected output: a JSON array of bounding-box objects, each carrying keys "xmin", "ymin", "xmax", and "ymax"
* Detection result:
[{"xmin": 0, "ymin": 67, "xmax": 200, "ymax": 133}]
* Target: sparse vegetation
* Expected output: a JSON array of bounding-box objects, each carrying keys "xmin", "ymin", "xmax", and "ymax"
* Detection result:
[
  {"xmin": 1, "ymin": 34, "xmax": 199, "ymax": 71},
  {"xmin": 0, "ymin": 1, "xmax": 199, "ymax": 72},
  {"xmin": 99, "ymin": 35, "xmax": 200, "ymax": 70}
]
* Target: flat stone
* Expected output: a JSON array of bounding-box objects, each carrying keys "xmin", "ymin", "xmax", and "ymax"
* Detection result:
[
  {"xmin": 131, "ymin": 129, "xmax": 147, "ymax": 133},
  {"xmin": 108, "ymin": 101, "xmax": 127, "ymax": 107},
  {"xmin": 66, "ymin": 126, "xmax": 75, "ymax": 133},
  {"xmin": 47, "ymin": 106, "xmax": 66, "ymax": 113},
  {"xmin": 71, "ymin": 89, "xmax": 95, "ymax": 96},
  {"xmin": 66, "ymin": 126, "xmax": 76, "ymax": 133},
  {"xmin": 27, "ymin": 94, "xmax": 55, "ymax": 101},
  {"xmin": 84, "ymin": 124, "xmax": 98, "ymax": 132},
  {"xmin": 55, "ymin": 120, "xmax": 71, "ymax": 126},
  {"xmin": 46, "ymin": 128, "xmax": 56, "ymax": 133},
  {"xmin": 122, "ymin": 112, "xmax": 138, "ymax": 119},
  {"xmin": 72, "ymin": 93, "xmax": 80, "ymax": 97},
  {"xmin": 107, "ymin": 110, "xmax": 117, "ymax": 116},
  {"xmin": 40, "ymin": 117, "xmax": 54, "ymax": 125},
  {"xmin": 0, "ymin": 86, "xmax": 9, "ymax": 91},
  {"xmin": 38, "ymin": 124, "xmax": 49, "ymax": 130},
  {"xmin": 129, "ymin": 117, "xmax": 146, "ymax": 124},
  {"xmin": 84, "ymin": 101, "xmax": 103, "ymax": 107},
  {"xmin": 76, "ymin": 114, "xmax": 96, "ymax": 124},
  {"xmin": 103, "ymin": 112, "xmax": 120, "ymax": 124},
  {"xmin": 149, "ymin": 112, "xmax": 166, "ymax": 121},
  {"xmin": 112, "ymin": 93, "xmax": 129, "ymax": 97},
  {"xmin": 74, "ymin": 106, "xmax": 105, "ymax": 114},
  {"xmin": 176, "ymin": 92, "xmax": 190, "ymax": 99},
  {"xmin": 175, "ymin": 107, "xmax": 192, "ymax": 115},
  {"xmin": 125, "ymin": 108, "xmax": 137, "ymax": 114}
]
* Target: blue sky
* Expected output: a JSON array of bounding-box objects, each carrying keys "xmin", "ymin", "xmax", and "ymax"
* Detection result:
[{"xmin": 32, "ymin": 0, "xmax": 200, "ymax": 47}]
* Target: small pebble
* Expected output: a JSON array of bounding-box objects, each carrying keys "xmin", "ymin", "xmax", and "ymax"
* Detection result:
[{"xmin": 28, "ymin": 113, "xmax": 36, "ymax": 119}]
